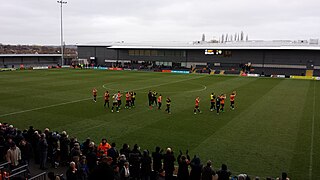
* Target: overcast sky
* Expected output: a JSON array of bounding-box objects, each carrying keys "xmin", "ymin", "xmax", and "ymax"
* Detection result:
[{"xmin": 1, "ymin": 0, "xmax": 319, "ymax": 45}]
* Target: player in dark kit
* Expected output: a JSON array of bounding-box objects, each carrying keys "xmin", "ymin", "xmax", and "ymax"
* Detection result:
[
  {"xmin": 194, "ymin": 97, "xmax": 201, "ymax": 114},
  {"xmin": 131, "ymin": 91, "xmax": 136, "ymax": 107},
  {"xmin": 92, "ymin": 88, "xmax": 97, "ymax": 102},
  {"xmin": 104, "ymin": 91, "xmax": 110, "ymax": 108},
  {"xmin": 148, "ymin": 90, "xmax": 153, "ymax": 109},
  {"xmin": 230, "ymin": 91, "xmax": 236, "ymax": 110},
  {"xmin": 215, "ymin": 96, "xmax": 221, "ymax": 115},
  {"xmin": 165, "ymin": 97, "xmax": 171, "ymax": 114},
  {"xmin": 117, "ymin": 91, "xmax": 122, "ymax": 109},
  {"xmin": 152, "ymin": 90, "xmax": 158, "ymax": 106},
  {"xmin": 210, "ymin": 93, "xmax": 216, "ymax": 111}
]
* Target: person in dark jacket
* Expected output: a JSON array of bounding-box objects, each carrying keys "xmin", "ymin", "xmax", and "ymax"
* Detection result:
[
  {"xmin": 216, "ymin": 164, "xmax": 231, "ymax": 180},
  {"xmin": 107, "ymin": 142, "xmax": 119, "ymax": 164},
  {"xmin": 163, "ymin": 148, "xmax": 175, "ymax": 180},
  {"xmin": 201, "ymin": 160, "xmax": 216, "ymax": 180},
  {"xmin": 120, "ymin": 143, "xmax": 131, "ymax": 160},
  {"xmin": 89, "ymin": 156, "xmax": 114, "ymax": 180},
  {"xmin": 152, "ymin": 146, "xmax": 163, "ymax": 173},
  {"xmin": 177, "ymin": 150, "xmax": 190, "ymax": 180},
  {"xmin": 18, "ymin": 139, "xmax": 33, "ymax": 165},
  {"xmin": 190, "ymin": 155, "xmax": 202, "ymax": 180},
  {"xmin": 141, "ymin": 150, "xmax": 152, "ymax": 180},
  {"xmin": 38, "ymin": 133, "xmax": 48, "ymax": 170},
  {"xmin": 129, "ymin": 144, "xmax": 141, "ymax": 180},
  {"xmin": 66, "ymin": 161, "xmax": 78, "ymax": 180},
  {"xmin": 120, "ymin": 161, "xmax": 130, "ymax": 180}
]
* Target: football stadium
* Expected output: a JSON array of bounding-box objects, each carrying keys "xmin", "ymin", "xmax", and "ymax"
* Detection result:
[{"xmin": 0, "ymin": 40, "xmax": 320, "ymax": 179}]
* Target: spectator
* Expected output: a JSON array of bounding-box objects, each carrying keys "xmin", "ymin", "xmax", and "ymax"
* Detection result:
[
  {"xmin": 201, "ymin": 160, "xmax": 216, "ymax": 180},
  {"xmin": 48, "ymin": 172, "xmax": 61, "ymax": 180},
  {"xmin": 97, "ymin": 138, "xmax": 111, "ymax": 156},
  {"xmin": 120, "ymin": 161, "xmax": 130, "ymax": 180},
  {"xmin": 70, "ymin": 142, "xmax": 82, "ymax": 159},
  {"xmin": 156, "ymin": 169, "xmax": 166, "ymax": 180},
  {"xmin": 177, "ymin": 151, "xmax": 190, "ymax": 180},
  {"xmin": 86, "ymin": 142, "xmax": 97, "ymax": 173},
  {"xmin": 31, "ymin": 131, "xmax": 40, "ymax": 164},
  {"xmin": 107, "ymin": 142, "xmax": 119, "ymax": 164},
  {"xmin": 90, "ymin": 156, "xmax": 114, "ymax": 180},
  {"xmin": 276, "ymin": 172, "xmax": 290, "ymax": 180},
  {"xmin": 66, "ymin": 161, "xmax": 78, "ymax": 180},
  {"xmin": 190, "ymin": 155, "xmax": 202, "ymax": 180},
  {"xmin": 163, "ymin": 148, "xmax": 175, "ymax": 180},
  {"xmin": 18, "ymin": 138, "xmax": 33, "ymax": 165},
  {"xmin": 120, "ymin": 143, "xmax": 131, "ymax": 159},
  {"xmin": 129, "ymin": 144, "xmax": 142, "ymax": 180},
  {"xmin": 152, "ymin": 146, "xmax": 163, "ymax": 173},
  {"xmin": 6, "ymin": 143, "xmax": 21, "ymax": 170},
  {"xmin": 38, "ymin": 133, "xmax": 48, "ymax": 170},
  {"xmin": 60, "ymin": 131, "xmax": 70, "ymax": 166},
  {"xmin": 141, "ymin": 150, "xmax": 152, "ymax": 180},
  {"xmin": 217, "ymin": 164, "xmax": 231, "ymax": 180},
  {"xmin": 78, "ymin": 156, "xmax": 89, "ymax": 180},
  {"xmin": 113, "ymin": 165, "xmax": 120, "ymax": 180}
]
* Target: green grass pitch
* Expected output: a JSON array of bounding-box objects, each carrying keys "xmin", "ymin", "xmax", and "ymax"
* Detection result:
[{"xmin": 0, "ymin": 69, "xmax": 319, "ymax": 179}]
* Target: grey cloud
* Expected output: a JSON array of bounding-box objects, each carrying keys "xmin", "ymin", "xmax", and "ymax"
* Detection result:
[{"xmin": 0, "ymin": 0, "xmax": 319, "ymax": 44}]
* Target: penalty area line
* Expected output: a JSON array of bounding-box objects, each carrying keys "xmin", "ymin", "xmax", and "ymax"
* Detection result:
[{"xmin": 0, "ymin": 97, "xmax": 98, "ymax": 118}]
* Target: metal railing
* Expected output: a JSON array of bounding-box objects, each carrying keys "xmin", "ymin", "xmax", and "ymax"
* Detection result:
[{"xmin": 28, "ymin": 172, "xmax": 47, "ymax": 180}]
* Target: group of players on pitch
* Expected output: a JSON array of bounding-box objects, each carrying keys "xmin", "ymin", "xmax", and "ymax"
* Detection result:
[{"xmin": 92, "ymin": 88, "xmax": 236, "ymax": 115}]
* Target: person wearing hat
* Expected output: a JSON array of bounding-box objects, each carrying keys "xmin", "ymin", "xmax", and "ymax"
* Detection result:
[{"xmin": 97, "ymin": 138, "xmax": 111, "ymax": 157}]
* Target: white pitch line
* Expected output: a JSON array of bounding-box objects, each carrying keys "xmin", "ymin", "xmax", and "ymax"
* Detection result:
[
  {"xmin": 309, "ymin": 81, "xmax": 316, "ymax": 180},
  {"xmin": 0, "ymin": 97, "xmax": 96, "ymax": 118},
  {"xmin": 0, "ymin": 75, "xmax": 207, "ymax": 118}
]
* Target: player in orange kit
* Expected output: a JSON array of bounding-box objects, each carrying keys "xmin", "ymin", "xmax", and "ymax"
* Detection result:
[
  {"xmin": 194, "ymin": 97, "xmax": 201, "ymax": 114},
  {"xmin": 92, "ymin": 88, "xmax": 97, "ymax": 102},
  {"xmin": 230, "ymin": 91, "xmax": 237, "ymax": 110}
]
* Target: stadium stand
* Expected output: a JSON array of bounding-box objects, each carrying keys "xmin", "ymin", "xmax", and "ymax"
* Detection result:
[{"xmin": 0, "ymin": 123, "xmax": 290, "ymax": 180}]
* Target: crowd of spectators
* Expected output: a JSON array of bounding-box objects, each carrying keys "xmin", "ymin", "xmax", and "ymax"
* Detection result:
[
  {"xmin": 0, "ymin": 44, "xmax": 77, "ymax": 56},
  {"xmin": 0, "ymin": 123, "xmax": 290, "ymax": 180}
]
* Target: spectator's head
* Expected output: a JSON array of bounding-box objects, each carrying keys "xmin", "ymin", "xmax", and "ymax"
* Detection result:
[
  {"xmin": 10, "ymin": 142, "xmax": 16, "ymax": 150},
  {"xmin": 255, "ymin": 177, "xmax": 260, "ymax": 180},
  {"xmin": 206, "ymin": 160, "xmax": 212, "ymax": 167},
  {"xmin": 70, "ymin": 162, "xmax": 76, "ymax": 169},
  {"xmin": 159, "ymin": 169, "xmax": 165, "ymax": 177},
  {"xmin": 281, "ymin": 172, "xmax": 288, "ymax": 179},
  {"xmin": 101, "ymin": 138, "xmax": 107, "ymax": 144},
  {"xmin": 166, "ymin": 147, "xmax": 172, "ymax": 154},
  {"xmin": 143, "ymin": 150, "xmax": 149, "ymax": 156},
  {"xmin": 122, "ymin": 143, "xmax": 129, "ymax": 149},
  {"xmin": 134, "ymin": 144, "xmax": 139, "ymax": 150},
  {"xmin": 155, "ymin": 146, "xmax": 161, "ymax": 152},
  {"xmin": 124, "ymin": 161, "xmax": 129, "ymax": 167},
  {"xmin": 20, "ymin": 139, "xmax": 26, "ymax": 146},
  {"xmin": 221, "ymin": 164, "xmax": 228, "ymax": 171},
  {"xmin": 113, "ymin": 165, "xmax": 119, "ymax": 172},
  {"xmin": 119, "ymin": 154, "xmax": 126, "ymax": 161},
  {"xmin": 73, "ymin": 156, "xmax": 80, "ymax": 163},
  {"xmin": 111, "ymin": 142, "xmax": 116, "ymax": 147},
  {"xmin": 81, "ymin": 156, "xmax": 87, "ymax": 164},
  {"xmin": 40, "ymin": 133, "xmax": 46, "ymax": 139}
]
